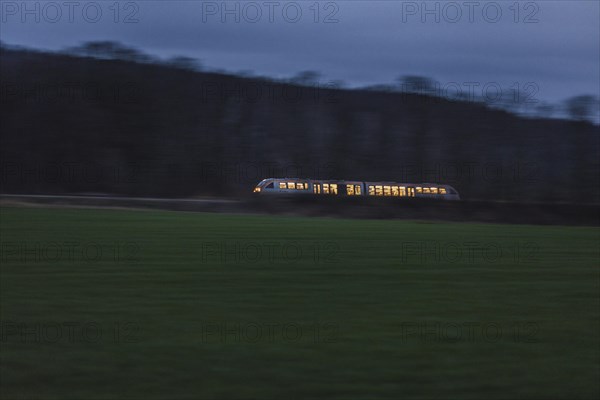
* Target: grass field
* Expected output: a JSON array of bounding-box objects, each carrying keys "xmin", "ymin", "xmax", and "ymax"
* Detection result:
[{"xmin": 1, "ymin": 206, "xmax": 598, "ymax": 399}]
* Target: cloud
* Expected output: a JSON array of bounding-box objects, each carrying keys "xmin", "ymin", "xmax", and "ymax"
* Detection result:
[{"xmin": 1, "ymin": 0, "xmax": 598, "ymax": 102}]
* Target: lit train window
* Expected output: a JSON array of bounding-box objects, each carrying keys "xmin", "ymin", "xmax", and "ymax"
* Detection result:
[
  {"xmin": 416, "ymin": 187, "xmax": 422, "ymax": 194},
  {"xmin": 347, "ymin": 185, "xmax": 355, "ymax": 195},
  {"xmin": 287, "ymin": 182, "xmax": 295, "ymax": 189},
  {"xmin": 440, "ymin": 188, "xmax": 447, "ymax": 194},
  {"xmin": 391, "ymin": 186, "xmax": 399, "ymax": 196},
  {"xmin": 314, "ymin": 184, "xmax": 321, "ymax": 194},
  {"xmin": 431, "ymin": 187, "xmax": 438, "ymax": 194},
  {"xmin": 399, "ymin": 186, "xmax": 406, "ymax": 197},
  {"xmin": 383, "ymin": 186, "xmax": 391, "ymax": 196},
  {"xmin": 355, "ymin": 185, "xmax": 361, "ymax": 195},
  {"xmin": 423, "ymin": 187, "xmax": 431, "ymax": 194},
  {"xmin": 279, "ymin": 182, "xmax": 286, "ymax": 189},
  {"xmin": 368, "ymin": 186, "xmax": 375, "ymax": 195},
  {"xmin": 323, "ymin": 184, "xmax": 337, "ymax": 194},
  {"xmin": 375, "ymin": 186, "xmax": 383, "ymax": 196}
]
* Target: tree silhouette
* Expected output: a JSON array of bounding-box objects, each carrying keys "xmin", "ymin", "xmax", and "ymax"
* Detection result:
[
  {"xmin": 564, "ymin": 95, "xmax": 598, "ymax": 122},
  {"xmin": 167, "ymin": 56, "xmax": 202, "ymax": 71},
  {"xmin": 535, "ymin": 102, "xmax": 555, "ymax": 119},
  {"xmin": 1, "ymin": 44, "xmax": 598, "ymax": 204},
  {"xmin": 291, "ymin": 71, "xmax": 321, "ymax": 86},
  {"xmin": 67, "ymin": 41, "xmax": 153, "ymax": 63},
  {"xmin": 397, "ymin": 75, "xmax": 436, "ymax": 95}
]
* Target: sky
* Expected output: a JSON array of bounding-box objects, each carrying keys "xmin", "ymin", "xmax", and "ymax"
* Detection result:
[{"xmin": 1, "ymin": 0, "xmax": 599, "ymax": 105}]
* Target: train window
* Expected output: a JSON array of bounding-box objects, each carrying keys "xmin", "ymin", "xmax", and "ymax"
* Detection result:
[
  {"xmin": 355, "ymin": 185, "xmax": 362, "ymax": 195},
  {"xmin": 439, "ymin": 188, "xmax": 447, "ymax": 194},
  {"xmin": 416, "ymin": 187, "xmax": 422, "ymax": 194},
  {"xmin": 279, "ymin": 182, "xmax": 286, "ymax": 189},
  {"xmin": 423, "ymin": 187, "xmax": 431, "ymax": 194},
  {"xmin": 383, "ymin": 186, "xmax": 391, "ymax": 196},
  {"xmin": 431, "ymin": 187, "xmax": 438, "ymax": 194},
  {"xmin": 368, "ymin": 185, "xmax": 375, "ymax": 195},
  {"xmin": 324, "ymin": 183, "xmax": 336, "ymax": 194},
  {"xmin": 399, "ymin": 186, "xmax": 406, "ymax": 197},
  {"xmin": 321, "ymin": 183, "xmax": 338, "ymax": 194},
  {"xmin": 266, "ymin": 182, "xmax": 274, "ymax": 189},
  {"xmin": 347, "ymin": 184, "xmax": 355, "ymax": 195},
  {"xmin": 314, "ymin": 184, "xmax": 321, "ymax": 194},
  {"xmin": 375, "ymin": 185, "xmax": 383, "ymax": 196},
  {"xmin": 287, "ymin": 182, "xmax": 295, "ymax": 189},
  {"xmin": 391, "ymin": 186, "xmax": 399, "ymax": 196}
]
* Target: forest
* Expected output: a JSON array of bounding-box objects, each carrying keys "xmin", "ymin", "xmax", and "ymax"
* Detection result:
[{"xmin": 1, "ymin": 42, "xmax": 598, "ymax": 203}]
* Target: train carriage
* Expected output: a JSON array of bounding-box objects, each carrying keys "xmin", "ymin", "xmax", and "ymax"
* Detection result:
[{"xmin": 254, "ymin": 178, "xmax": 460, "ymax": 200}]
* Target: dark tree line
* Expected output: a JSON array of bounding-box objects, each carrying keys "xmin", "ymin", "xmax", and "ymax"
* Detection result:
[{"xmin": 1, "ymin": 43, "xmax": 598, "ymax": 203}]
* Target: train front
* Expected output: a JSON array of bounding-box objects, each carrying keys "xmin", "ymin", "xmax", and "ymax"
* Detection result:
[{"xmin": 252, "ymin": 179, "xmax": 271, "ymax": 193}]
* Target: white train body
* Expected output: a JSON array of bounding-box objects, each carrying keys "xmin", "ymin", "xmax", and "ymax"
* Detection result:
[{"xmin": 253, "ymin": 178, "xmax": 460, "ymax": 200}]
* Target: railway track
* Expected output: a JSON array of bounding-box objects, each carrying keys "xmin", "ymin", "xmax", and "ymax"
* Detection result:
[{"xmin": 1, "ymin": 193, "xmax": 597, "ymax": 226}]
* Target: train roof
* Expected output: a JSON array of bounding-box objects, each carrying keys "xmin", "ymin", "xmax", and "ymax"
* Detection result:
[{"xmin": 260, "ymin": 178, "xmax": 456, "ymax": 187}]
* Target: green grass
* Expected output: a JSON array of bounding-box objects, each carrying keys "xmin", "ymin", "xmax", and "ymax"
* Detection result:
[{"xmin": 1, "ymin": 206, "xmax": 598, "ymax": 399}]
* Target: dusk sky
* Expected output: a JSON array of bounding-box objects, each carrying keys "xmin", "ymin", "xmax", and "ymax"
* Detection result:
[{"xmin": 2, "ymin": 0, "xmax": 599, "ymax": 104}]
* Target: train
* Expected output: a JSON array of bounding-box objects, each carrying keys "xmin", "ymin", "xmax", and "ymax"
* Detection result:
[{"xmin": 253, "ymin": 178, "xmax": 460, "ymax": 200}]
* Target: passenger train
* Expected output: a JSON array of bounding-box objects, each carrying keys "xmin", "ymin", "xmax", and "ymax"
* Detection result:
[{"xmin": 253, "ymin": 178, "xmax": 460, "ymax": 200}]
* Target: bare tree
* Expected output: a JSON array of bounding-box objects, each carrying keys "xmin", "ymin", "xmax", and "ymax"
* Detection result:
[
  {"xmin": 564, "ymin": 95, "xmax": 598, "ymax": 122},
  {"xmin": 167, "ymin": 56, "xmax": 202, "ymax": 71},
  {"xmin": 68, "ymin": 41, "xmax": 153, "ymax": 63},
  {"xmin": 291, "ymin": 71, "xmax": 321, "ymax": 86},
  {"xmin": 534, "ymin": 102, "xmax": 555, "ymax": 119},
  {"xmin": 397, "ymin": 75, "xmax": 436, "ymax": 95}
]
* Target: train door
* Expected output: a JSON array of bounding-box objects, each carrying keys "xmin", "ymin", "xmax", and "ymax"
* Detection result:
[
  {"xmin": 407, "ymin": 187, "xmax": 415, "ymax": 197},
  {"xmin": 313, "ymin": 183, "xmax": 322, "ymax": 194}
]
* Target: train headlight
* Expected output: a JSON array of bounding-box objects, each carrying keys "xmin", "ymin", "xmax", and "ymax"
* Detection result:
[{"xmin": 253, "ymin": 187, "xmax": 261, "ymax": 193}]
